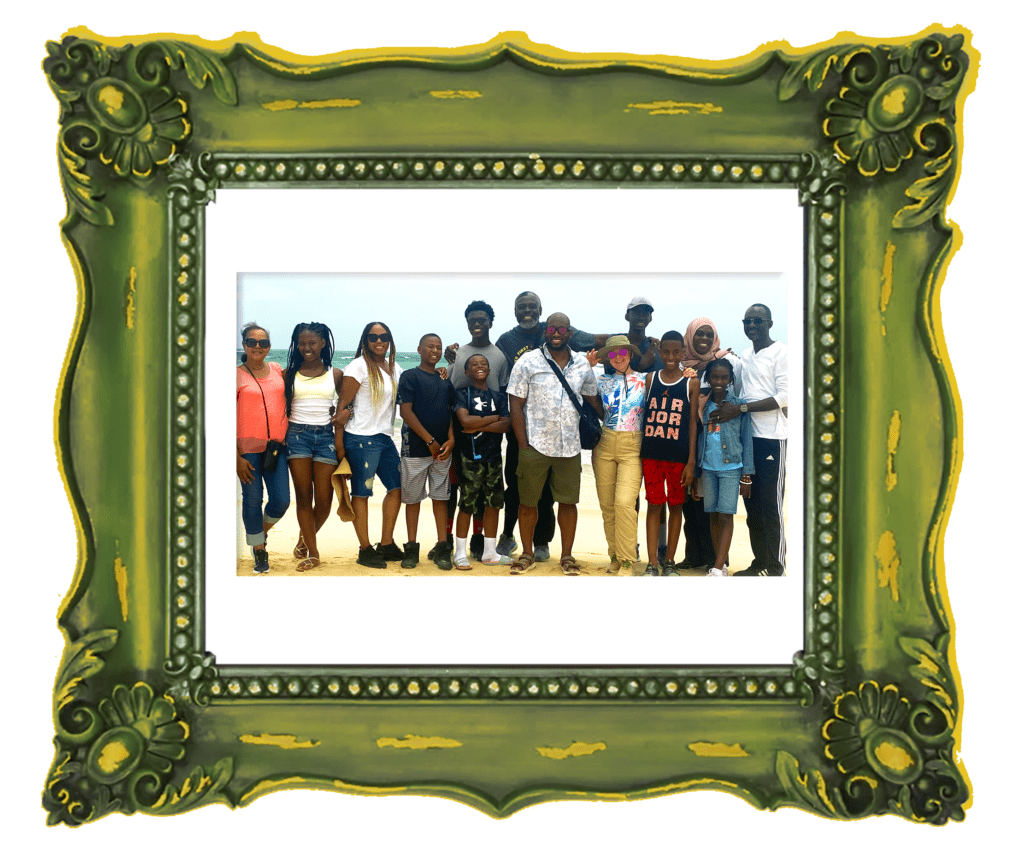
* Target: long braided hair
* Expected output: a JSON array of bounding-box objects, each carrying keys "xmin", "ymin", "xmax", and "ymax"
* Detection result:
[
  {"xmin": 354, "ymin": 321, "xmax": 396, "ymax": 412},
  {"xmin": 283, "ymin": 322, "xmax": 335, "ymax": 417}
]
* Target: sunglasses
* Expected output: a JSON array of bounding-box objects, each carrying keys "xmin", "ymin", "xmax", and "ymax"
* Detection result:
[
  {"xmin": 545, "ymin": 326, "xmax": 570, "ymax": 336},
  {"xmin": 607, "ymin": 349, "xmax": 630, "ymax": 360},
  {"xmin": 243, "ymin": 338, "xmax": 271, "ymax": 349},
  {"xmin": 367, "ymin": 332, "xmax": 391, "ymax": 343},
  {"xmin": 742, "ymin": 317, "xmax": 766, "ymax": 326}
]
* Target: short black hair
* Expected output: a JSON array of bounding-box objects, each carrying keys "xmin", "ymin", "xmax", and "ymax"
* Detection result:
[
  {"xmin": 419, "ymin": 332, "xmax": 441, "ymax": 346},
  {"xmin": 661, "ymin": 330, "xmax": 683, "ymax": 343},
  {"xmin": 706, "ymin": 357, "xmax": 735, "ymax": 383},
  {"xmin": 464, "ymin": 353, "xmax": 489, "ymax": 370},
  {"xmin": 748, "ymin": 303, "xmax": 772, "ymax": 320},
  {"xmin": 464, "ymin": 300, "xmax": 495, "ymax": 321}
]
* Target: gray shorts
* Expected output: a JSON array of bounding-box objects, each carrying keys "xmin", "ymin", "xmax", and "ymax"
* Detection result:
[{"xmin": 400, "ymin": 455, "xmax": 452, "ymax": 504}]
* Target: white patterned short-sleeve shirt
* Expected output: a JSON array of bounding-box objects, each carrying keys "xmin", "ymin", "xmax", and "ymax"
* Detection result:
[{"xmin": 506, "ymin": 346, "xmax": 598, "ymax": 457}]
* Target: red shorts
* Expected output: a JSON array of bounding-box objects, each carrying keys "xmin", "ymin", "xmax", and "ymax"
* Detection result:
[{"xmin": 642, "ymin": 459, "xmax": 687, "ymax": 506}]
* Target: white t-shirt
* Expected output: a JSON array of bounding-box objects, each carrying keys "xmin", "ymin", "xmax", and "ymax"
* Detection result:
[
  {"xmin": 343, "ymin": 357, "xmax": 403, "ymax": 436},
  {"xmin": 737, "ymin": 341, "xmax": 788, "ymax": 440}
]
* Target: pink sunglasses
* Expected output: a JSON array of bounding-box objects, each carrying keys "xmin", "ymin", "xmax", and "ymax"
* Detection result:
[{"xmin": 607, "ymin": 349, "xmax": 630, "ymax": 360}]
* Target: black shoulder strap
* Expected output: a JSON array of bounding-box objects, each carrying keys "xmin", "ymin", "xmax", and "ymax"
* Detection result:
[{"xmin": 544, "ymin": 354, "xmax": 584, "ymax": 417}]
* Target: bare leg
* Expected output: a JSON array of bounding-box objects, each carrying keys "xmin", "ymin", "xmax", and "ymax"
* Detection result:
[
  {"xmin": 482, "ymin": 506, "xmax": 500, "ymax": 538},
  {"xmin": 289, "ymin": 457, "xmax": 319, "ymax": 558},
  {"xmin": 710, "ymin": 512, "xmax": 733, "ymax": 570},
  {"xmin": 645, "ymin": 505, "xmax": 661, "ymax": 565},
  {"xmin": 381, "ymin": 488, "xmax": 401, "ymax": 546},
  {"xmin": 431, "ymin": 498, "xmax": 448, "ymax": 542},
  {"xmin": 518, "ymin": 505, "xmax": 538, "ymax": 557},
  {"xmin": 455, "ymin": 510, "xmax": 472, "ymax": 538},
  {"xmin": 352, "ymin": 497, "xmax": 371, "ymax": 549},
  {"xmin": 666, "ymin": 504, "xmax": 683, "ymax": 562},
  {"xmin": 312, "ymin": 462, "xmax": 335, "ymax": 532},
  {"xmin": 557, "ymin": 503, "xmax": 578, "ymax": 558},
  {"xmin": 405, "ymin": 501, "xmax": 421, "ymax": 543}
]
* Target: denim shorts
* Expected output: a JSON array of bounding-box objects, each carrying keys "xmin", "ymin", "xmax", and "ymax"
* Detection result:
[
  {"xmin": 285, "ymin": 422, "xmax": 338, "ymax": 464},
  {"xmin": 344, "ymin": 431, "xmax": 401, "ymax": 498},
  {"xmin": 701, "ymin": 468, "xmax": 742, "ymax": 515}
]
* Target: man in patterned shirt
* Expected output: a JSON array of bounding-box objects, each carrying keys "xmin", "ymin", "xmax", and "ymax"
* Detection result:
[{"xmin": 506, "ymin": 312, "xmax": 602, "ymax": 575}]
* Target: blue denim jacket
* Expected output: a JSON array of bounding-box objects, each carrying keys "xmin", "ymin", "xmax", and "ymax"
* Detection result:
[{"xmin": 696, "ymin": 390, "xmax": 754, "ymax": 476}]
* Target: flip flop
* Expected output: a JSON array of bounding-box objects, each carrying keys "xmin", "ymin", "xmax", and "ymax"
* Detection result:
[
  {"xmin": 559, "ymin": 555, "xmax": 580, "ymax": 576},
  {"xmin": 510, "ymin": 554, "xmax": 536, "ymax": 575},
  {"xmin": 453, "ymin": 555, "xmax": 473, "ymax": 571},
  {"xmin": 293, "ymin": 536, "xmax": 308, "ymax": 559},
  {"xmin": 296, "ymin": 556, "xmax": 321, "ymax": 572}
]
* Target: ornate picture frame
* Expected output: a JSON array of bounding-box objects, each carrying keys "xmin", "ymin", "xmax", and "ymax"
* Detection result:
[{"xmin": 42, "ymin": 26, "xmax": 974, "ymax": 825}]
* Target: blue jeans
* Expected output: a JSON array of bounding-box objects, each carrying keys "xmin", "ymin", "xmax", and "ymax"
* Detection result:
[
  {"xmin": 343, "ymin": 432, "xmax": 401, "ymax": 497},
  {"xmin": 240, "ymin": 451, "xmax": 291, "ymax": 545}
]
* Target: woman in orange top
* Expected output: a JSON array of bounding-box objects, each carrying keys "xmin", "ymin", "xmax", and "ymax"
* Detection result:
[{"xmin": 237, "ymin": 322, "xmax": 290, "ymax": 573}]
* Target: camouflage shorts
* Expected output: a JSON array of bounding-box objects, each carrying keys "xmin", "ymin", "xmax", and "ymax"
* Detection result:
[{"xmin": 459, "ymin": 456, "xmax": 504, "ymax": 514}]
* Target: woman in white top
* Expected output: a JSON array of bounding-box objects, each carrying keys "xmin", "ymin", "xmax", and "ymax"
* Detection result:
[
  {"xmin": 283, "ymin": 322, "xmax": 344, "ymax": 572},
  {"xmin": 334, "ymin": 321, "xmax": 405, "ymax": 570}
]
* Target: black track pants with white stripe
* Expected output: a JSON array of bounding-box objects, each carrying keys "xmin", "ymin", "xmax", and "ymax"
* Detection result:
[{"xmin": 746, "ymin": 437, "xmax": 787, "ymax": 575}]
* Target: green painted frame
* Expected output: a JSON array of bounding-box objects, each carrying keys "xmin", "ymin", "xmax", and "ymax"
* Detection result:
[{"xmin": 42, "ymin": 27, "xmax": 974, "ymax": 824}]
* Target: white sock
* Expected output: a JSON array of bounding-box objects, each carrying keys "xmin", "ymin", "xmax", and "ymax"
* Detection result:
[
  {"xmin": 455, "ymin": 536, "xmax": 468, "ymax": 559},
  {"xmin": 483, "ymin": 537, "xmax": 498, "ymax": 559}
]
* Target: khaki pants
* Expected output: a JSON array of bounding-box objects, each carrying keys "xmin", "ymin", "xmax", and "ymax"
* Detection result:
[{"xmin": 591, "ymin": 429, "xmax": 643, "ymax": 565}]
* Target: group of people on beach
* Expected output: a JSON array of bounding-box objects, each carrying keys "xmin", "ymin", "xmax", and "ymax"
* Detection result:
[{"xmin": 236, "ymin": 292, "xmax": 788, "ymax": 577}]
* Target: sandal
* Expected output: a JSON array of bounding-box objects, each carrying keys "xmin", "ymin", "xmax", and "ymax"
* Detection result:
[
  {"xmin": 453, "ymin": 555, "xmax": 473, "ymax": 571},
  {"xmin": 293, "ymin": 536, "xmax": 308, "ymax": 559},
  {"xmin": 559, "ymin": 555, "xmax": 581, "ymax": 576},
  {"xmin": 510, "ymin": 554, "xmax": 536, "ymax": 575},
  {"xmin": 296, "ymin": 556, "xmax": 321, "ymax": 572}
]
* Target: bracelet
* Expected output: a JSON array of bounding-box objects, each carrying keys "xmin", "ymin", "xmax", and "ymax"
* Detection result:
[
  {"xmin": 427, "ymin": 438, "xmax": 436, "ymax": 446},
  {"xmin": 741, "ymin": 477, "xmax": 752, "ymax": 483}
]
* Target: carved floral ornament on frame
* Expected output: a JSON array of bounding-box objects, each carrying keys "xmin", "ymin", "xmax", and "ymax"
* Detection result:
[{"xmin": 42, "ymin": 29, "xmax": 973, "ymax": 825}]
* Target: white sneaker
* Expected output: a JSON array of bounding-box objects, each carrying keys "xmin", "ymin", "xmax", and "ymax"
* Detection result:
[
  {"xmin": 479, "ymin": 553, "xmax": 512, "ymax": 566},
  {"xmin": 707, "ymin": 565, "xmax": 729, "ymax": 577}
]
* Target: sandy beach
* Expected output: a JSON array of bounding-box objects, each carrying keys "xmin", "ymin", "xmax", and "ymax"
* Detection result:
[{"xmin": 236, "ymin": 446, "xmax": 786, "ymax": 577}]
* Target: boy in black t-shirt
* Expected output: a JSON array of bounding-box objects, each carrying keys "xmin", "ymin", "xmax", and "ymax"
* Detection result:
[
  {"xmin": 452, "ymin": 354, "xmax": 511, "ymax": 567},
  {"xmin": 397, "ymin": 334, "xmax": 455, "ymax": 570}
]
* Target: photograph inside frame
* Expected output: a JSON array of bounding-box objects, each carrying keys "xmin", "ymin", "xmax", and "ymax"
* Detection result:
[{"xmin": 206, "ymin": 186, "xmax": 805, "ymax": 666}]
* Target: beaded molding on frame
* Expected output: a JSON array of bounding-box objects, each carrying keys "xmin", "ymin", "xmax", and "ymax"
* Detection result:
[{"xmin": 164, "ymin": 150, "xmax": 843, "ymax": 704}]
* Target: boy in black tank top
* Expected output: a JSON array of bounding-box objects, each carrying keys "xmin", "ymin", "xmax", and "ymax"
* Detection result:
[{"xmin": 640, "ymin": 332, "xmax": 699, "ymax": 575}]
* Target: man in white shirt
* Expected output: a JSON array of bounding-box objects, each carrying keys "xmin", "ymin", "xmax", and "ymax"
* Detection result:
[
  {"xmin": 709, "ymin": 303, "xmax": 788, "ymax": 576},
  {"xmin": 506, "ymin": 312, "xmax": 601, "ymax": 574}
]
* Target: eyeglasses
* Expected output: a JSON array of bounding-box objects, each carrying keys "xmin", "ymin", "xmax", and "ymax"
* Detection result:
[
  {"xmin": 742, "ymin": 318, "xmax": 766, "ymax": 326},
  {"xmin": 607, "ymin": 349, "xmax": 630, "ymax": 360},
  {"xmin": 545, "ymin": 326, "xmax": 569, "ymax": 336},
  {"xmin": 243, "ymin": 338, "xmax": 271, "ymax": 349},
  {"xmin": 367, "ymin": 333, "xmax": 391, "ymax": 343}
]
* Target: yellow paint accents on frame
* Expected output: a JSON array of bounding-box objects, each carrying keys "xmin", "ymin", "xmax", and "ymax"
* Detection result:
[
  {"xmin": 565, "ymin": 790, "xmax": 628, "ymax": 800},
  {"xmin": 537, "ymin": 741, "xmax": 607, "ymax": 760},
  {"xmin": 96, "ymin": 741, "xmax": 130, "ymax": 773},
  {"xmin": 875, "ymin": 530, "xmax": 901, "ymax": 602},
  {"xmin": 376, "ymin": 735, "xmax": 462, "ymax": 750},
  {"xmin": 688, "ymin": 742, "xmax": 749, "ymax": 758},
  {"xmin": 239, "ymin": 733, "xmax": 320, "ymax": 749},
  {"xmin": 627, "ymin": 100, "xmax": 722, "ymax": 116},
  {"xmin": 333, "ymin": 780, "xmax": 404, "ymax": 795},
  {"xmin": 125, "ymin": 267, "xmax": 137, "ymax": 329},
  {"xmin": 648, "ymin": 777, "xmax": 741, "ymax": 793},
  {"xmin": 239, "ymin": 776, "xmax": 306, "ymax": 804},
  {"xmin": 113, "ymin": 541, "xmax": 128, "ymax": 622},
  {"xmin": 430, "ymin": 90, "xmax": 482, "ymax": 99},
  {"xmin": 262, "ymin": 98, "xmax": 361, "ymax": 111},
  {"xmin": 886, "ymin": 410, "xmax": 902, "ymax": 491},
  {"xmin": 874, "ymin": 741, "xmax": 916, "ymax": 772},
  {"xmin": 880, "ymin": 241, "xmax": 895, "ymax": 336}
]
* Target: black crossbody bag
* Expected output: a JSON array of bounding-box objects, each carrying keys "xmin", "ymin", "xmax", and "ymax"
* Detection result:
[
  {"xmin": 544, "ymin": 355, "xmax": 602, "ymax": 450},
  {"xmin": 245, "ymin": 365, "xmax": 287, "ymax": 473}
]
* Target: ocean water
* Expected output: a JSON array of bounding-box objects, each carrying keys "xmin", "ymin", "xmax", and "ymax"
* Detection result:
[{"xmin": 238, "ymin": 349, "xmax": 423, "ymax": 371}]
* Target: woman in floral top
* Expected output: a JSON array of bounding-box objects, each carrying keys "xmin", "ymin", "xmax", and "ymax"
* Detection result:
[{"xmin": 586, "ymin": 335, "xmax": 648, "ymax": 576}]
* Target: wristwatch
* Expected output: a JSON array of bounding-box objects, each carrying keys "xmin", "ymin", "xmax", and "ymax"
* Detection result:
[{"xmin": 739, "ymin": 403, "xmax": 749, "ymax": 413}]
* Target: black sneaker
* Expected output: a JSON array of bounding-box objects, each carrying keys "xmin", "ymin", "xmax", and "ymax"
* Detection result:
[
  {"xmin": 376, "ymin": 541, "xmax": 404, "ymax": 562},
  {"xmin": 735, "ymin": 565, "xmax": 768, "ymax": 576},
  {"xmin": 469, "ymin": 533, "xmax": 485, "ymax": 560},
  {"xmin": 357, "ymin": 545, "xmax": 387, "ymax": 569},
  {"xmin": 426, "ymin": 541, "xmax": 442, "ymax": 561},
  {"xmin": 253, "ymin": 548, "xmax": 270, "ymax": 574},
  {"xmin": 434, "ymin": 541, "xmax": 454, "ymax": 571},
  {"xmin": 643, "ymin": 563, "xmax": 660, "ymax": 577},
  {"xmin": 657, "ymin": 544, "xmax": 667, "ymax": 566},
  {"xmin": 661, "ymin": 563, "xmax": 680, "ymax": 576},
  {"xmin": 401, "ymin": 541, "xmax": 420, "ymax": 569}
]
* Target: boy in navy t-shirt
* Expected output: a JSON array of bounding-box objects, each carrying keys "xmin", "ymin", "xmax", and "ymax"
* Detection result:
[{"xmin": 452, "ymin": 354, "xmax": 511, "ymax": 568}]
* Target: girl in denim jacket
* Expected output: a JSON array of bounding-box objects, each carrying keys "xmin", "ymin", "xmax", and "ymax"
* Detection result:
[{"xmin": 692, "ymin": 358, "xmax": 754, "ymax": 576}]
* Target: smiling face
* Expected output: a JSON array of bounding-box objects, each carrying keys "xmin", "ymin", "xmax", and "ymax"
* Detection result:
[
  {"xmin": 707, "ymin": 361, "xmax": 733, "ymax": 398},
  {"xmin": 514, "ymin": 294, "xmax": 542, "ymax": 330},
  {"xmin": 743, "ymin": 305, "xmax": 772, "ymax": 345},
  {"xmin": 243, "ymin": 328, "xmax": 270, "ymax": 365},
  {"xmin": 466, "ymin": 309, "xmax": 492, "ymax": 340},
  {"xmin": 625, "ymin": 305, "xmax": 653, "ymax": 334},
  {"xmin": 659, "ymin": 339, "xmax": 683, "ymax": 371},
  {"xmin": 466, "ymin": 354, "xmax": 490, "ymax": 384},
  {"xmin": 544, "ymin": 312, "xmax": 571, "ymax": 351},
  {"xmin": 366, "ymin": 323, "xmax": 391, "ymax": 360},
  {"xmin": 297, "ymin": 329, "xmax": 325, "ymax": 364},
  {"xmin": 418, "ymin": 334, "xmax": 443, "ymax": 366},
  {"xmin": 692, "ymin": 324, "xmax": 715, "ymax": 356},
  {"xmin": 607, "ymin": 347, "xmax": 632, "ymax": 374}
]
